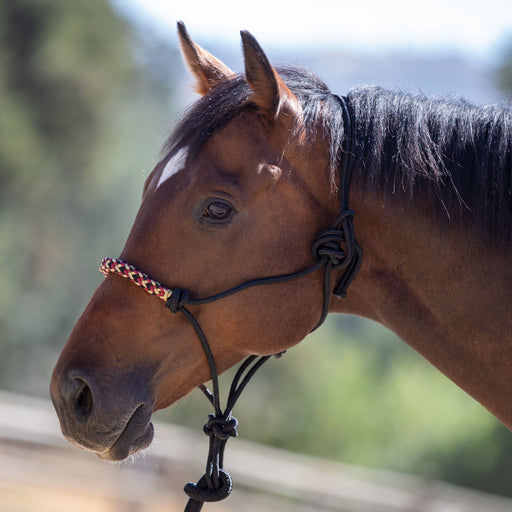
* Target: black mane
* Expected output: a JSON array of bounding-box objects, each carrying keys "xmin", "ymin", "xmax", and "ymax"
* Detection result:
[
  {"xmin": 350, "ymin": 87, "xmax": 512, "ymax": 245},
  {"xmin": 165, "ymin": 66, "xmax": 512, "ymax": 246}
]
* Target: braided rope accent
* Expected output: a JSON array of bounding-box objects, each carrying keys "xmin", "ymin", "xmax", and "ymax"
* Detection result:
[{"xmin": 99, "ymin": 257, "xmax": 173, "ymax": 302}]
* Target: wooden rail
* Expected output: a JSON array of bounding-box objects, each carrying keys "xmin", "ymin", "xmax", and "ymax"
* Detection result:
[{"xmin": 1, "ymin": 391, "xmax": 511, "ymax": 512}]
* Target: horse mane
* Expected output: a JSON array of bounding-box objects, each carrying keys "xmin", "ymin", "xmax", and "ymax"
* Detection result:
[
  {"xmin": 165, "ymin": 66, "xmax": 512, "ymax": 247},
  {"xmin": 349, "ymin": 87, "xmax": 512, "ymax": 246}
]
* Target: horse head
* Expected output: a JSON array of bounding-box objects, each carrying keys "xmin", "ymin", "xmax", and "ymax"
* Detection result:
[{"xmin": 50, "ymin": 24, "xmax": 344, "ymax": 461}]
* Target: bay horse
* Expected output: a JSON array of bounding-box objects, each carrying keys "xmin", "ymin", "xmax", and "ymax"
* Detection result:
[{"xmin": 52, "ymin": 21, "xmax": 511, "ymax": 500}]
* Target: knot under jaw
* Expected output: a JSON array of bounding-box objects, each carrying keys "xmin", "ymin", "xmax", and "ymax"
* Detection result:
[{"xmin": 203, "ymin": 414, "xmax": 238, "ymax": 441}]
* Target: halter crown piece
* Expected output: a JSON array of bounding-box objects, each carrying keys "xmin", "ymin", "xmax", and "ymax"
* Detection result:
[{"xmin": 99, "ymin": 94, "xmax": 362, "ymax": 512}]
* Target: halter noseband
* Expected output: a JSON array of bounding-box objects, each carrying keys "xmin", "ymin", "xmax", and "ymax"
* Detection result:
[{"xmin": 99, "ymin": 95, "xmax": 362, "ymax": 512}]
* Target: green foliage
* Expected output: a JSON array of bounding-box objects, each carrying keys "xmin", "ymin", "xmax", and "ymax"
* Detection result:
[
  {"xmin": 0, "ymin": 0, "xmax": 132, "ymax": 185},
  {"xmin": 0, "ymin": 0, "xmax": 178, "ymax": 391}
]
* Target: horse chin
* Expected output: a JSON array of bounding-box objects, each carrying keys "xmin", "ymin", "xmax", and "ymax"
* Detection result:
[{"xmin": 96, "ymin": 405, "xmax": 154, "ymax": 462}]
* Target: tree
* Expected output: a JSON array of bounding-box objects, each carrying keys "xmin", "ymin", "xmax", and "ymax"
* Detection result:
[{"xmin": 0, "ymin": 0, "xmax": 177, "ymax": 391}]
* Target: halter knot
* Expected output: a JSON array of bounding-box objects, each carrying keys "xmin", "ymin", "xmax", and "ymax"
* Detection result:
[
  {"xmin": 184, "ymin": 470, "xmax": 233, "ymax": 504},
  {"xmin": 312, "ymin": 228, "xmax": 351, "ymax": 269},
  {"xmin": 183, "ymin": 415, "xmax": 238, "ymax": 509},
  {"xmin": 311, "ymin": 209, "xmax": 356, "ymax": 270},
  {"xmin": 166, "ymin": 288, "xmax": 191, "ymax": 313},
  {"xmin": 203, "ymin": 414, "xmax": 238, "ymax": 441}
]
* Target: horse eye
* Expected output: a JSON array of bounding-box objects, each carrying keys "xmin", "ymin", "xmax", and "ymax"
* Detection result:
[{"xmin": 202, "ymin": 200, "xmax": 234, "ymax": 222}]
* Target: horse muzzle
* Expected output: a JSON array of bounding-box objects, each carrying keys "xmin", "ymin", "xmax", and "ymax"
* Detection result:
[{"xmin": 50, "ymin": 365, "xmax": 155, "ymax": 461}]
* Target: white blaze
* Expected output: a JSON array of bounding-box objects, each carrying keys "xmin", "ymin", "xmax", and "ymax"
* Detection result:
[{"xmin": 157, "ymin": 147, "xmax": 188, "ymax": 188}]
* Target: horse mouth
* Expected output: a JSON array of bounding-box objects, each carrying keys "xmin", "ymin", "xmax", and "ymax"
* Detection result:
[{"xmin": 97, "ymin": 404, "xmax": 154, "ymax": 461}]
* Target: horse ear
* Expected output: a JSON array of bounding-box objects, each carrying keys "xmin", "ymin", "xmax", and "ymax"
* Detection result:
[
  {"xmin": 177, "ymin": 21, "xmax": 236, "ymax": 95},
  {"xmin": 241, "ymin": 30, "xmax": 300, "ymax": 125}
]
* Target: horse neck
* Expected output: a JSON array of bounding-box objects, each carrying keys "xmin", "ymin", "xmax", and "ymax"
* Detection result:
[{"xmin": 330, "ymin": 157, "xmax": 512, "ymax": 430}]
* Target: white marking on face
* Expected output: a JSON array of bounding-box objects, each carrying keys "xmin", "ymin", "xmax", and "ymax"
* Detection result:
[{"xmin": 157, "ymin": 147, "xmax": 188, "ymax": 188}]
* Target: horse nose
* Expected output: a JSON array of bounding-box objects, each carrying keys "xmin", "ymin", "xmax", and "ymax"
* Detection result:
[
  {"xmin": 51, "ymin": 370, "xmax": 95, "ymax": 424},
  {"xmin": 51, "ymin": 363, "xmax": 156, "ymax": 459}
]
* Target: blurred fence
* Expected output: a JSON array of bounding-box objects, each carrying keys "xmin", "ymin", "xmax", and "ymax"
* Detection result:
[{"xmin": 1, "ymin": 391, "xmax": 511, "ymax": 512}]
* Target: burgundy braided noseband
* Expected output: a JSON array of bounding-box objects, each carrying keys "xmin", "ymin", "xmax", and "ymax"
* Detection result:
[
  {"xmin": 100, "ymin": 257, "xmax": 173, "ymax": 302},
  {"xmin": 98, "ymin": 95, "xmax": 361, "ymax": 512}
]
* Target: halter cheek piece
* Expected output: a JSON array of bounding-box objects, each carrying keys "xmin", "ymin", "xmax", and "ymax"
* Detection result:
[{"xmin": 99, "ymin": 95, "xmax": 362, "ymax": 512}]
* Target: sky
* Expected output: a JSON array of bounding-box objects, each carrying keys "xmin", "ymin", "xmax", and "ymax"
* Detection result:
[{"xmin": 115, "ymin": 0, "xmax": 512, "ymax": 63}]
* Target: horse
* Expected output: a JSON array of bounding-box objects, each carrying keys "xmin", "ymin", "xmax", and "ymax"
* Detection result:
[{"xmin": 52, "ymin": 20, "xmax": 512, "ymax": 491}]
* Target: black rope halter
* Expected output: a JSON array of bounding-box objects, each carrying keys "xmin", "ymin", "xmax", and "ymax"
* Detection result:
[{"xmin": 99, "ymin": 94, "xmax": 362, "ymax": 511}]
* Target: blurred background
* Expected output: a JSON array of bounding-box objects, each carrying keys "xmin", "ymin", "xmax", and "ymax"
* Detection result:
[{"xmin": 1, "ymin": 0, "xmax": 512, "ymax": 510}]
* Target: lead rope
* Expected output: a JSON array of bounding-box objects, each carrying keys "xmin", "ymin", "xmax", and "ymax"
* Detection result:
[
  {"xmin": 99, "ymin": 94, "xmax": 361, "ymax": 511},
  {"xmin": 174, "ymin": 306, "xmax": 277, "ymax": 511}
]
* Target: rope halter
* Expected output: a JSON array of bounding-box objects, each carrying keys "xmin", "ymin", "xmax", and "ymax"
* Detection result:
[{"xmin": 98, "ymin": 94, "xmax": 362, "ymax": 512}]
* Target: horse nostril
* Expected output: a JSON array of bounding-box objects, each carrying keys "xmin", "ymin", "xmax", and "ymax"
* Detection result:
[{"xmin": 74, "ymin": 380, "xmax": 94, "ymax": 420}]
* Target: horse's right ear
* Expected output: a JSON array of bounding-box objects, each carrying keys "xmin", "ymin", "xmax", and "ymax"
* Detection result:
[{"xmin": 177, "ymin": 21, "xmax": 236, "ymax": 95}]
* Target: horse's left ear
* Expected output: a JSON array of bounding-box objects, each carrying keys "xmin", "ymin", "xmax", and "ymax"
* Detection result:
[
  {"xmin": 241, "ymin": 30, "xmax": 300, "ymax": 126},
  {"xmin": 178, "ymin": 21, "xmax": 236, "ymax": 95}
]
